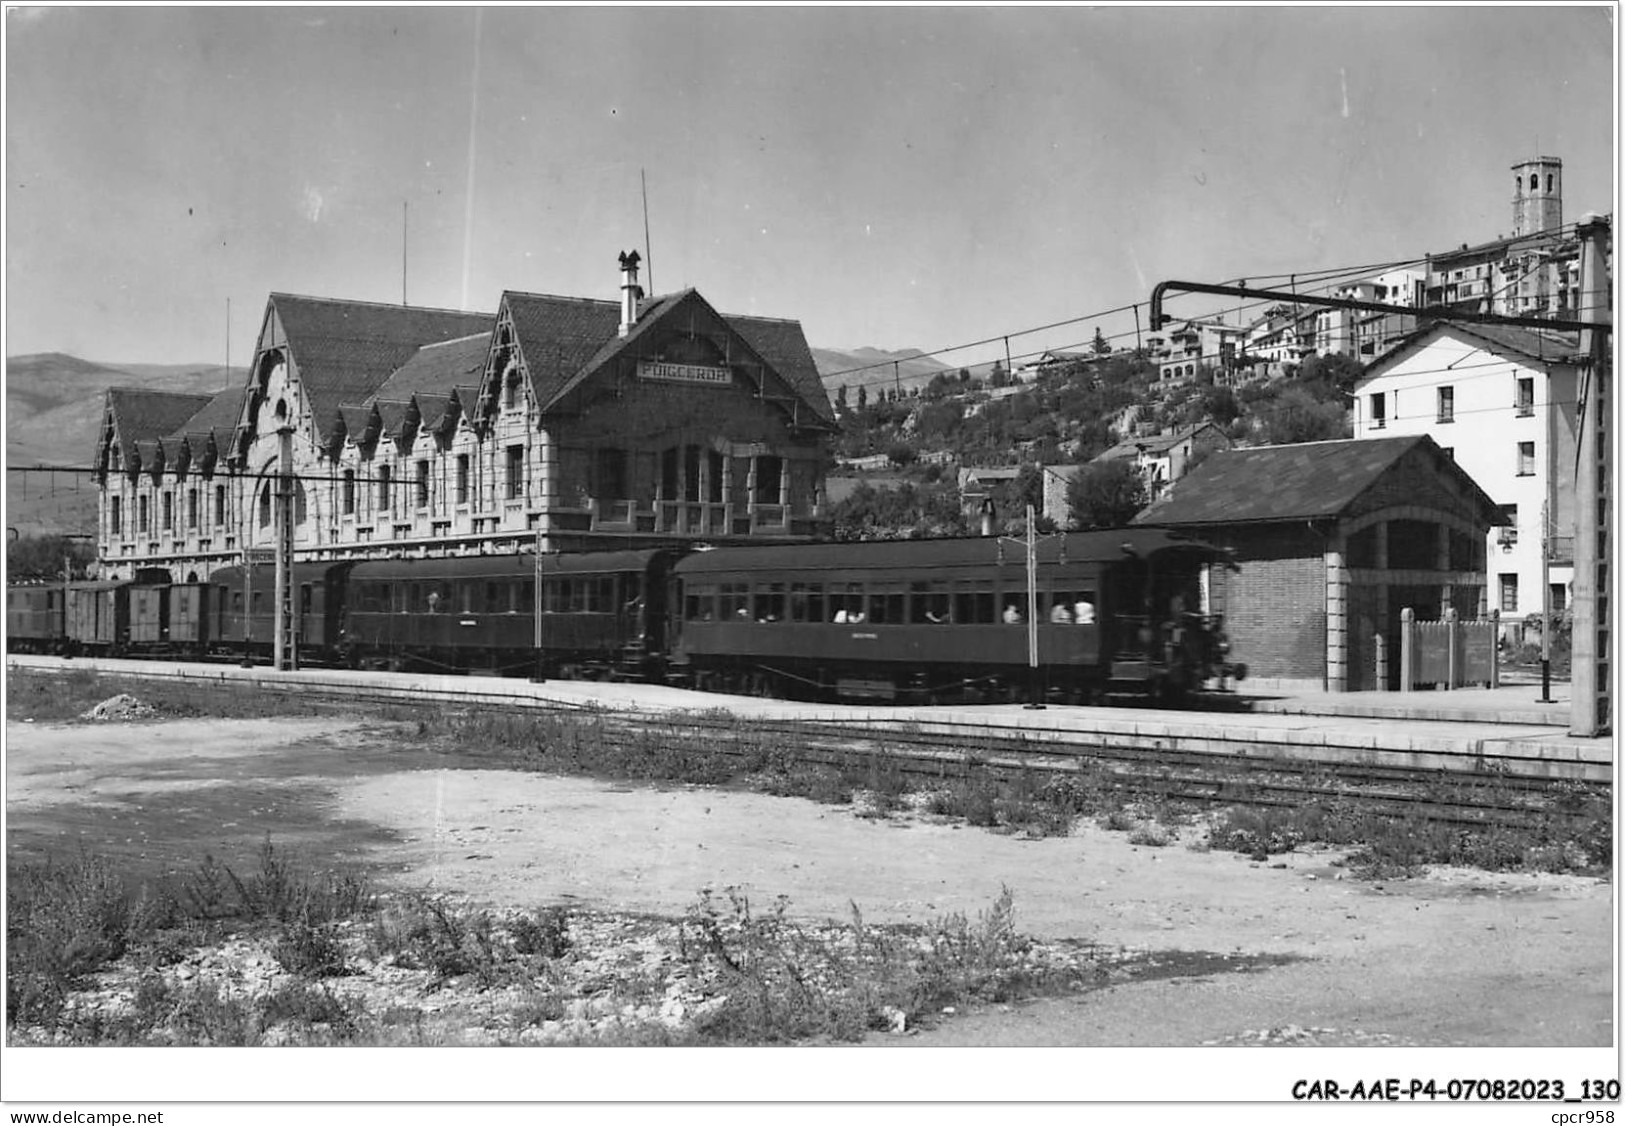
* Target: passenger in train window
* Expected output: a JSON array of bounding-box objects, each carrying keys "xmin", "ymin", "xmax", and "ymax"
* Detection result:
[
  {"xmin": 1003, "ymin": 602, "xmax": 1023, "ymax": 624},
  {"xmin": 1048, "ymin": 600, "xmax": 1073, "ymax": 623},
  {"xmin": 1074, "ymin": 598, "xmax": 1096, "ymax": 625}
]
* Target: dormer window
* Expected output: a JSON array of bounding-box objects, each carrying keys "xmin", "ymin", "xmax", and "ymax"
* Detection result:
[{"xmin": 504, "ymin": 369, "xmax": 523, "ymax": 410}]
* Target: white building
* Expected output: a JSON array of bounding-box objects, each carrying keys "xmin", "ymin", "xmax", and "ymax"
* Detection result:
[{"xmin": 1351, "ymin": 322, "xmax": 1582, "ymax": 631}]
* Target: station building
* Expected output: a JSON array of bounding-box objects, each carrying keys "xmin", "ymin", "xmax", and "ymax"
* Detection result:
[
  {"xmin": 1135, "ymin": 435, "xmax": 1504, "ymax": 692},
  {"xmin": 93, "ymin": 253, "xmax": 837, "ymax": 581}
]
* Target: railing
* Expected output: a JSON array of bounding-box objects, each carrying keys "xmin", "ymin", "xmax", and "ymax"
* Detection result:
[{"xmin": 1398, "ymin": 606, "xmax": 1500, "ymax": 691}]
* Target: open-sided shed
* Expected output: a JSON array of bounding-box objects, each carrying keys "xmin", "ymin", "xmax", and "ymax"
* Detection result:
[{"xmin": 1135, "ymin": 434, "xmax": 1504, "ymax": 691}]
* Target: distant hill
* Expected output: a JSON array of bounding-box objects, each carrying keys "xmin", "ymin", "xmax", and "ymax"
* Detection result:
[
  {"xmin": 813, "ymin": 346, "xmax": 953, "ymax": 400},
  {"xmin": 5, "ymin": 352, "xmax": 240, "ymax": 535}
]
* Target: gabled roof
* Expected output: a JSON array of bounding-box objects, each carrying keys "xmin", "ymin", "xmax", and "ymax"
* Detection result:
[
  {"xmin": 103, "ymin": 388, "xmax": 217, "ymax": 470},
  {"xmin": 502, "ymin": 287, "xmax": 835, "ymax": 429},
  {"xmin": 374, "ymin": 399, "xmax": 414, "ymax": 442},
  {"xmin": 502, "ymin": 291, "xmax": 625, "ymax": 408},
  {"xmin": 166, "ymin": 386, "xmax": 246, "ymax": 464},
  {"xmin": 1360, "ymin": 321, "xmax": 1584, "ymax": 381},
  {"xmin": 338, "ymin": 403, "xmax": 380, "ymax": 450},
  {"xmin": 1094, "ymin": 422, "xmax": 1226, "ymax": 463},
  {"xmin": 415, "ymin": 392, "xmax": 454, "ymax": 433},
  {"xmin": 1134, "ymin": 434, "xmax": 1498, "ymax": 526},
  {"xmin": 269, "ymin": 294, "xmax": 493, "ymax": 441},
  {"xmin": 368, "ymin": 332, "xmax": 492, "ymax": 404},
  {"xmin": 730, "ymin": 309, "xmax": 835, "ymax": 426}
]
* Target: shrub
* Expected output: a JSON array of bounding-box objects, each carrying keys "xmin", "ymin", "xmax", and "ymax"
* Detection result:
[{"xmin": 7, "ymin": 852, "xmax": 138, "ymax": 1028}]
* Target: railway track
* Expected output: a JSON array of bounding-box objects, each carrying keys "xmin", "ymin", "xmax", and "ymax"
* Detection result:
[{"xmin": 13, "ymin": 657, "xmax": 1606, "ymax": 834}]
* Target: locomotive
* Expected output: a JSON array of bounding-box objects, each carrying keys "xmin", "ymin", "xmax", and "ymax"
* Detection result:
[{"xmin": 6, "ymin": 529, "xmax": 1244, "ymax": 704}]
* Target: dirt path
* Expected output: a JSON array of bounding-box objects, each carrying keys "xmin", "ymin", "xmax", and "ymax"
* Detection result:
[{"xmin": 5, "ymin": 715, "xmax": 1613, "ymax": 1047}]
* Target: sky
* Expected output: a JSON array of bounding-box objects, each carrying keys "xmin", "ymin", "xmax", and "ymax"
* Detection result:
[{"xmin": 3, "ymin": 4, "xmax": 1617, "ymax": 373}]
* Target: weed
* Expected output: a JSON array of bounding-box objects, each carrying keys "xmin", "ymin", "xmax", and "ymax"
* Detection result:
[
  {"xmin": 272, "ymin": 913, "xmax": 349, "ymax": 978},
  {"xmin": 510, "ymin": 906, "xmax": 572, "ymax": 960},
  {"xmin": 1099, "ymin": 809, "xmax": 1137, "ymax": 833},
  {"xmin": 6, "ymin": 852, "xmax": 138, "ymax": 1029},
  {"xmin": 1128, "ymin": 822, "xmax": 1173, "ymax": 847}
]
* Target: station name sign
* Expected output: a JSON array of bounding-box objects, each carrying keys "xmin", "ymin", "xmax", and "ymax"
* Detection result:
[{"xmin": 637, "ymin": 360, "xmax": 732, "ymax": 386}]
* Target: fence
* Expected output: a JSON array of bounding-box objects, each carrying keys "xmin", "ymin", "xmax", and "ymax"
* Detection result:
[{"xmin": 1396, "ymin": 606, "xmax": 1500, "ymax": 691}]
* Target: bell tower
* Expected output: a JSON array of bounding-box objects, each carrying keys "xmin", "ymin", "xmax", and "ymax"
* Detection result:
[{"xmin": 1512, "ymin": 156, "xmax": 1563, "ymax": 237}]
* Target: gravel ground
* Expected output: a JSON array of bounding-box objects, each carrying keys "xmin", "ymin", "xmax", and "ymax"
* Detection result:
[{"xmin": 6, "ymin": 711, "xmax": 1614, "ymax": 1059}]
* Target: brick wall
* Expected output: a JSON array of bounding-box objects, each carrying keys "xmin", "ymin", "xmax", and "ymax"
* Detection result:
[{"xmin": 1204, "ymin": 525, "xmax": 1328, "ymax": 683}]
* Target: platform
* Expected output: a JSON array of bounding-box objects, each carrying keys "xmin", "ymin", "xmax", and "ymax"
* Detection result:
[{"xmin": 7, "ymin": 655, "xmax": 1614, "ymax": 784}]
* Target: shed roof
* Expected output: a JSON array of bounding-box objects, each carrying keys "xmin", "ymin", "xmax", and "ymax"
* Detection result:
[{"xmin": 1134, "ymin": 435, "xmax": 1499, "ymax": 526}]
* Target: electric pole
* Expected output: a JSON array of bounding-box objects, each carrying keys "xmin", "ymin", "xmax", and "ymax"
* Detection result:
[{"xmin": 1569, "ymin": 215, "xmax": 1611, "ymax": 736}]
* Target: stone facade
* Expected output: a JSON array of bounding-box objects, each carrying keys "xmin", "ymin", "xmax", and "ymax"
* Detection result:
[{"xmin": 93, "ymin": 258, "xmax": 836, "ymax": 580}]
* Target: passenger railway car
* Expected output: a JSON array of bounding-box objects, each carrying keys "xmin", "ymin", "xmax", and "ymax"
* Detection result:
[
  {"xmin": 335, "ymin": 549, "xmax": 674, "ymax": 677},
  {"xmin": 6, "ymin": 529, "xmax": 1242, "ymax": 706},
  {"xmin": 342, "ymin": 555, "xmax": 533, "ymax": 673},
  {"xmin": 207, "ymin": 562, "xmax": 352, "ymax": 664},
  {"xmin": 669, "ymin": 528, "xmax": 1241, "ymax": 703},
  {"xmin": 533, "ymin": 549, "xmax": 676, "ymax": 680}
]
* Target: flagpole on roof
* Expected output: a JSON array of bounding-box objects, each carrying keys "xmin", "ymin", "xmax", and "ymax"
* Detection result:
[{"xmin": 642, "ymin": 169, "xmax": 654, "ymax": 295}]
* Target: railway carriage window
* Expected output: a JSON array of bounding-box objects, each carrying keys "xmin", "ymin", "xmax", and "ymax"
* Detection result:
[
  {"xmin": 719, "ymin": 582, "xmax": 749, "ymax": 621},
  {"xmin": 485, "ymin": 581, "xmax": 501, "ymax": 614},
  {"xmin": 520, "ymin": 580, "xmax": 534, "ymax": 614},
  {"xmin": 1073, "ymin": 590, "xmax": 1097, "ymax": 625},
  {"xmin": 832, "ymin": 584, "xmax": 866, "ymax": 623},
  {"xmin": 425, "ymin": 587, "xmax": 443, "ymax": 613},
  {"xmin": 232, "ymin": 591, "xmax": 244, "ymax": 612},
  {"xmin": 458, "ymin": 584, "xmax": 475, "ymax": 614},
  {"xmin": 789, "ymin": 582, "xmax": 824, "ymax": 623},
  {"xmin": 954, "ymin": 584, "xmax": 996, "ymax": 625},
  {"xmin": 684, "ymin": 583, "xmax": 716, "ymax": 621},
  {"xmin": 909, "ymin": 582, "xmax": 952, "ymax": 624},
  {"xmin": 870, "ymin": 585, "xmax": 904, "ymax": 625},
  {"xmin": 252, "ymin": 591, "xmax": 265, "ymax": 615},
  {"xmin": 753, "ymin": 584, "xmax": 785, "ymax": 623},
  {"xmin": 393, "ymin": 584, "xmax": 409, "ymax": 614}
]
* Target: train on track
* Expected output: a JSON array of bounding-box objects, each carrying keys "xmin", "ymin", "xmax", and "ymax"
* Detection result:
[{"xmin": 7, "ymin": 528, "xmax": 1245, "ymax": 704}]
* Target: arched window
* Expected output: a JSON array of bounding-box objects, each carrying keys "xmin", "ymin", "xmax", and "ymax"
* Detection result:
[
  {"xmin": 1547, "ymin": 174, "xmax": 1554, "ymax": 192},
  {"xmin": 1530, "ymin": 174, "xmax": 1539, "ymax": 190},
  {"xmin": 258, "ymin": 483, "xmax": 272, "ymax": 528}
]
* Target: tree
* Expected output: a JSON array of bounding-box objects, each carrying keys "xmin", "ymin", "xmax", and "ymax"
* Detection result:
[
  {"xmin": 1092, "ymin": 326, "xmax": 1112, "ymax": 355},
  {"xmin": 988, "ymin": 360, "xmax": 1009, "ymax": 388},
  {"xmin": 1255, "ymin": 385, "xmax": 1350, "ymax": 445},
  {"xmin": 8, "ymin": 533, "xmax": 97, "ymax": 582},
  {"xmin": 856, "ymin": 384, "xmax": 868, "ymax": 410},
  {"xmin": 1297, "ymin": 352, "xmax": 1364, "ymax": 404},
  {"xmin": 1066, "ymin": 459, "xmax": 1149, "ymax": 529},
  {"xmin": 836, "ymin": 384, "xmax": 849, "ymax": 410}
]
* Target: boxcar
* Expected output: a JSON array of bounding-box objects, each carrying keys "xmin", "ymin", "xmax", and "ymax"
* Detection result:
[
  {"xmin": 66, "ymin": 580, "xmax": 132, "ymax": 655},
  {"xmin": 6, "ymin": 585, "xmax": 66, "ymax": 653},
  {"xmin": 669, "ymin": 528, "xmax": 1237, "ymax": 702},
  {"xmin": 208, "ymin": 562, "xmax": 351, "ymax": 663}
]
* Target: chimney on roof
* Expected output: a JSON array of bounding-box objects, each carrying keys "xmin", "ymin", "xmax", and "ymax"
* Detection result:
[{"xmin": 618, "ymin": 250, "xmax": 643, "ymax": 337}]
